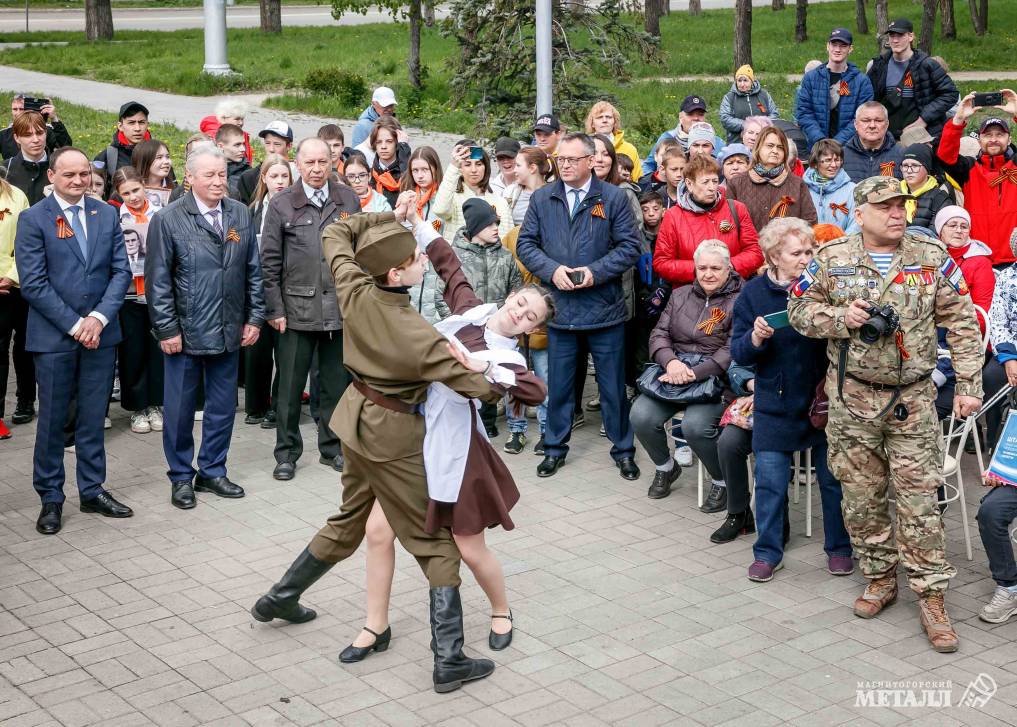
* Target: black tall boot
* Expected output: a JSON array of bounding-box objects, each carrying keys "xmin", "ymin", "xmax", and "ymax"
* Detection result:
[
  {"xmin": 251, "ymin": 547, "xmax": 333, "ymax": 623},
  {"xmin": 430, "ymin": 586, "xmax": 495, "ymax": 693}
]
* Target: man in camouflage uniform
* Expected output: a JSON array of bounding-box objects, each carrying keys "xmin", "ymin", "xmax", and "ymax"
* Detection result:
[{"xmin": 788, "ymin": 177, "xmax": 983, "ymax": 653}]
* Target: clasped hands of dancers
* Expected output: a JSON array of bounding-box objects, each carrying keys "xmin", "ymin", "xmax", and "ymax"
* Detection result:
[{"xmin": 250, "ymin": 190, "xmax": 552, "ymax": 694}]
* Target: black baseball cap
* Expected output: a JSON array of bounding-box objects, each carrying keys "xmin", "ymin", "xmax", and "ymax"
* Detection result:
[
  {"xmin": 533, "ymin": 113, "xmax": 560, "ymax": 133},
  {"xmin": 494, "ymin": 137, "xmax": 521, "ymax": 159},
  {"xmin": 118, "ymin": 101, "xmax": 149, "ymax": 120},
  {"xmin": 681, "ymin": 95, "xmax": 707, "ymax": 114},
  {"xmin": 828, "ymin": 27, "xmax": 853, "ymax": 44},
  {"xmin": 887, "ymin": 18, "xmax": 914, "ymax": 34},
  {"xmin": 979, "ymin": 117, "xmax": 1011, "ymax": 134}
]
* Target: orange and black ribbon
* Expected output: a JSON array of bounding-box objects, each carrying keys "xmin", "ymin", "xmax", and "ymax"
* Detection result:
[
  {"xmin": 756, "ymin": 101, "xmax": 767, "ymax": 113},
  {"xmin": 696, "ymin": 307, "xmax": 727, "ymax": 335},
  {"xmin": 838, "ymin": 80, "xmax": 851, "ymax": 96},
  {"xmin": 56, "ymin": 216, "xmax": 73, "ymax": 239},
  {"xmin": 895, "ymin": 330, "xmax": 910, "ymax": 361},
  {"xmin": 768, "ymin": 196, "xmax": 794, "ymax": 218},
  {"xmin": 591, "ymin": 202, "xmax": 606, "ymax": 219},
  {"xmin": 0, "ymin": 208, "xmax": 10, "ymax": 221},
  {"xmin": 902, "ymin": 71, "xmax": 914, "ymax": 88},
  {"xmin": 989, "ymin": 168, "xmax": 1017, "ymax": 188},
  {"xmin": 879, "ymin": 161, "xmax": 896, "ymax": 177},
  {"xmin": 339, "ymin": 211, "xmax": 351, "ymax": 220},
  {"xmin": 830, "ymin": 202, "xmax": 850, "ymax": 215},
  {"xmin": 225, "ymin": 227, "xmax": 241, "ymax": 243}
]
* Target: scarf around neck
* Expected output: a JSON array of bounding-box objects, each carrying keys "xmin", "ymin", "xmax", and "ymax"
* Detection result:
[
  {"xmin": 752, "ymin": 162, "xmax": 786, "ymax": 181},
  {"xmin": 676, "ymin": 181, "xmax": 721, "ymax": 214}
]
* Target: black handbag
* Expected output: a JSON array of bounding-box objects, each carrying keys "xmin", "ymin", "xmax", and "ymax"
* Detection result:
[{"xmin": 636, "ymin": 352, "xmax": 724, "ymax": 405}]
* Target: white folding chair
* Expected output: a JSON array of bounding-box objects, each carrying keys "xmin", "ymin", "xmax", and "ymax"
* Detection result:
[{"xmin": 791, "ymin": 449, "xmax": 815, "ymax": 537}]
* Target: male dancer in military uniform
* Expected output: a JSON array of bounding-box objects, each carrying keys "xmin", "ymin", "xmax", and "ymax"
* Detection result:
[
  {"xmin": 251, "ymin": 208, "xmax": 505, "ymax": 693},
  {"xmin": 788, "ymin": 177, "xmax": 982, "ymax": 652}
]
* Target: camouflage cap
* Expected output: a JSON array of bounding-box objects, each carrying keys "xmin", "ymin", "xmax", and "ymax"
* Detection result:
[{"xmin": 853, "ymin": 176, "xmax": 915, "ymax": 206}]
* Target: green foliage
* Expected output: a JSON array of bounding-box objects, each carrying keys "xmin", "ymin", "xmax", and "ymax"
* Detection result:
[{"xmin": 303, "ymin": 67, "xmax": 368, "ymax": 106}]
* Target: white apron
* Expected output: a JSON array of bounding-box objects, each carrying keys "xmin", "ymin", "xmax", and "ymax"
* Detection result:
[{"xmin": 423, "ymin": 304, "xmax": 524, "ymax": 503}]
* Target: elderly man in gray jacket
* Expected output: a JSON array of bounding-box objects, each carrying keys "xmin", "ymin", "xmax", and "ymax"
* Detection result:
[
  {"xmin": 145, "ymin": 143, "xmax": 265, "ymax": 510},
  {"xmin": 260, "ymin": 137, "xmax": 361, "ymax": 481}
]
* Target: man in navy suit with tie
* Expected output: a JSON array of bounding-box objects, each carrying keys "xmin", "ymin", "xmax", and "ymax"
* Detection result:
[{"xmin": 15, "ymin": 146, "xmax": 133, "ymax": 534}]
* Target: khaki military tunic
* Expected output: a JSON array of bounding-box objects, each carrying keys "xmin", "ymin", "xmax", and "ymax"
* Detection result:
[{"xmin": 788, "ymin": 232, "xmax": 983, "ymax": 594}]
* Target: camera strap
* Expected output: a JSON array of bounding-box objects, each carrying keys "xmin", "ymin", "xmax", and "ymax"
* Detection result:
[{"xmin": 836, "ymin": 339, "xmax": 906, "ymax": 421}]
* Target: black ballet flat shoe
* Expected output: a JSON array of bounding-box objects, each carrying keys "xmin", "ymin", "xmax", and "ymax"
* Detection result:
[
  {"xmin": 489, "ymin": 612, "xmax": 513, "ymax": 651},
  {"xmin": 339, "ymin": 625, "xmax": 391, "ymax": 663}
]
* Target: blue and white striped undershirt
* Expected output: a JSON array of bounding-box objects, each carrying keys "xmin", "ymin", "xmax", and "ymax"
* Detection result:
[{"xmin": 868, "ymin": 252, "xmax": 894, "ymax": 277}]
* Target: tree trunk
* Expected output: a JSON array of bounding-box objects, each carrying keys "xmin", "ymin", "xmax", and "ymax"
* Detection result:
[
  {"xmin": 771, "ymin": 0, "xmax": 785, "ymax": 9},
  {"xmin": 734, "ymin": 0, "xmax": 752, "ymax": 66},
  {"xmin": 919, "ymin": 0, "xmax": 936, "ymax": 53},
  {"xmin": 979, "ymin": 0, "xmax": 987, "ymax": 31},
  {"xmin": 259, "ymin": 0, "xmax": 281, "ymax": 33},
  {"xmin": 941, "ymin": 0, "xmax": 956, "ymax": 38},
  {"xmin": 84, "ymin": 0, "xmax": 113, "ymax": 40},
  {"xmin": 967, "ymin": 0, "xmax": 986, "ymax": 35},
  {"xmin": 874, "ymin": 0, "xmax": 889, "ymax": 49},
  {"xmin": 408, "ymin": 0, "xmax": 422, "ymax": 89},
  {"xmin": 856, "ymin": 0, "xmax": 869, "ymax": 34},
  {"xmin": 688, "ymin": 0, "xmax": 702, "ymax": 17},
  {"xmin": 795, "ymin": 0, "xmax": 807, "ymax": 42},
  {"xmin": 645, "ymin": 0, "xmax": 662, "ymax": 37}
]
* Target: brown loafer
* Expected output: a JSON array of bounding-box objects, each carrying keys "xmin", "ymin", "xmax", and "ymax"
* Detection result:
[
  {"xmin": 853, "ymin": 575, "xmax": 898, "ymax": 619},
  {"xmin": 918, "ymin": 592, "xmax": 958, "ymax": 653}
]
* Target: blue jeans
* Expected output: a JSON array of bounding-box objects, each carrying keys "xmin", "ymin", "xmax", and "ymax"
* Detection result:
[
  {"xmin": 752, "ymin": 442, "xmax": 852, "ymax": 566},
  {"xmin": 507, "ymin": 348, "xmax": 548, "ymax": 434},
  {"xmin": 976, "ymin": 486, "xmax": 1017, "ymax": 587}
]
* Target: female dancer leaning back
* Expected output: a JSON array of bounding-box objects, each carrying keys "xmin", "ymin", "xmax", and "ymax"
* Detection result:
[{"xmin": 339, "ymin": 190, "xmax": 553, "ymax": 662}]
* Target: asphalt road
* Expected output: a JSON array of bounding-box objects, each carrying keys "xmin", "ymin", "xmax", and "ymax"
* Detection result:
[{"xmin": 0, "ymin": 0, "xmax": 842, "ymax": 33}]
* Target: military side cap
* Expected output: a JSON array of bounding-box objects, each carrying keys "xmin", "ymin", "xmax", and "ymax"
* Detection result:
[
  {"xmin": 854, "ymin": 176, "xmax": 914, "ymax": 206},
  {"xmin": 354, "ymin": 221, "xmax": 418, "ymax": 277}
]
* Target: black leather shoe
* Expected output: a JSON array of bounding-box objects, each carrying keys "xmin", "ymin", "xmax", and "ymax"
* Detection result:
[
  {"xmin": 194, "ymin": 475, "xmax": 245, "ymax": 498},
  {"xmin": 710, "ymin": 510, "xmax": 756, "ymax": 544},
  {"xmin": 616, "ymin": 457, "xmax": 640, "ymax": 481},
  {"xmin": 647, "ymin": 465, "xmax": 680, "ymax": 499},
  {"xmin": 273, "ymin": 462, "xmax": 296, "ymax": 481},
  {"xmin": 36, "ymin": 503, "xmax": 62, "ymax": 535},
  {"xmin": 260, "ymin": 410, "xmax": 277, "ymax": 429},
  {"xmin": 80, "ymin": 491, "xmax": 133, "ymax": 518},
  {"xmin": 489, "ymin": 612, "xmax": 513, "ymax": 651},
  {"xmin": 252, "ymin": 547, "xmax": 334, "ymax": 623},
  {"xmin": 319, "ymin": 453, "xmax": 344, "ymax": 472},
  {"xmin": 339, "ymin": 626, "xmax": 391, "ymax": 663},
  {"xmin": 171, "ymin": 481, "xmax": 196, "ymax": 509},
  {"xmin": 430, "ymin": 586, "xmax": 495, "ymax": 693},
  {"xmin": 700, "ymin": 482, "xmax": 728, "ymax": 513},
  {"xmin": 536, "ymin": 455, "xmax": 565, "ymax": 478},
  {"xmin": 12, "ymin": 402, "xmax": 35, "ymax": 424},
  {"xmin": 244, "ymin": 413, "xmax": 265, "ymax": 425}
]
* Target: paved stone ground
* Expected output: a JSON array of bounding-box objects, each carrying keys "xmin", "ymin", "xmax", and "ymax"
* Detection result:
[{"xmin": 1, "ymin": 377, "xmax": 1016, "ymax": 727}]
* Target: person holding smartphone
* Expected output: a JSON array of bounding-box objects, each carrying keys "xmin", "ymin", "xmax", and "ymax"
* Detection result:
[
  {"xmin": 432, "ymin": 139, "xmax": 512, "ymax": 242},
  {"xmin": 730, "ymin": 217, "xmax": 852, "ymax": 583},
  {"xmin": 1, "ymin": 95, "xmax": 72, "ymax": 161}
]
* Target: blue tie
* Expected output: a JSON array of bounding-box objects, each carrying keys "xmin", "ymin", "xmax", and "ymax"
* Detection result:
[
  {"xmin": 569, "ymin": 189, "xmax": 583, "ymax": 218},
  {"xmin": 67, "ymin": 205, "xmax": 88, "ymax": 259}
]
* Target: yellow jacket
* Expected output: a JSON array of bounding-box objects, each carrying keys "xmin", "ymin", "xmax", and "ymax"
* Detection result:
[
  {"xmin": 613, "ymin": 130, "xmax": 641, "ymax": 184},
  {"xmin": 0, "ymin": 185, "xmax": 29, "ymax": 285}
]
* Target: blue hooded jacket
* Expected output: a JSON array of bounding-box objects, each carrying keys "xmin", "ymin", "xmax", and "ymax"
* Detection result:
[
  {"xmin": 802, "ymin": 167, "xmax": 860, "ymax": 234},
  {"xmin": 795, "ymin": 62, "xmax": 874, "ymax": 149}
]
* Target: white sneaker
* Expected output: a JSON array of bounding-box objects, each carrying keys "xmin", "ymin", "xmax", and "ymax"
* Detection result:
[
  {"xmin": 130, "ymin": 411, "xmax": 151, "ymax": 433},
  {"xmin": 194, "ymin": 410, "xmax": 204, "ymax": 422},
  {"xmin": 104, "ymin": 416, "xmax": 112, "ymax": 430},
  {"xmin": 146, "ymin": 407, "xmax": 163, "ymax": 432},
  {"xmin": 111, "ymin": 376, "xmax": 121, "ymax": 402},
  {"xmin": 674, "ymin": 445, "xmax": 694, "ymax": 467},
  {"xmin": 979, "ymin": 586, "xmax": 1017, "ymax": 624}
]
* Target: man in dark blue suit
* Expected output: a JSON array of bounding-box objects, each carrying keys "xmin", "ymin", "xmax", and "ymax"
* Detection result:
[
  {"xmin": 15, "ymin": 147, "xmax": 133, "ymax": 534},
  {"xmin": 145, "ymin": 143, "xmax": 265, "ymax": 509}
]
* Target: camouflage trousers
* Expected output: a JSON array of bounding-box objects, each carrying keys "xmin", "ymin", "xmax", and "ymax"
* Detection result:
[{"xmin": 827, "ymin": 374, "xmax": 956, "ymax": 595}]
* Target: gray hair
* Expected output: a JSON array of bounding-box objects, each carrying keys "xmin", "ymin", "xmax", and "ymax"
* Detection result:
[
  {"xmin": 693, "ymin": 239, "xmax": 732, "ymax": 266},
  {"xmin": 214, "ymin": 99, "xmax": 249, "ymax": 119},
  {"xmin": 295, "ymin": 136, "xmax": 330, "ymax": 160},
  {"xmin": 560, "ymin": 132, "xmax": 595, "ymax": 156},
  {"xmin": 758, "ymin": 217, "xmax": 815, "ymax": 268},
  {"xmin": 185, "ymin": 142, "xmax": 225, "ymax": 174},
  {"xmin": 855, "ymin": 101, "xmax": 888, "ymax": 121}
]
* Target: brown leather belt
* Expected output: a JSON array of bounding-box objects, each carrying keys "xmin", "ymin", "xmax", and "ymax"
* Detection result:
[{"xmin": 352, "ymin": 379, "xmax": 420, "ymax": 415}]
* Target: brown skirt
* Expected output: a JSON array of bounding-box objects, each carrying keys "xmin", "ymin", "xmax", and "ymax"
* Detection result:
[{"xmin": 424, "ymin": 411, "xmax": 520, "ymax": 536}]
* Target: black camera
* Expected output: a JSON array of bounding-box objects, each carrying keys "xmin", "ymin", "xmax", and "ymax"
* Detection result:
[
  {"xmin": 859, "ymin": 303, "xmax": 900, "ymax": 344},
  {"xmin": 22, "ymin": 96, "xmax": 49, "ymax": 114}
]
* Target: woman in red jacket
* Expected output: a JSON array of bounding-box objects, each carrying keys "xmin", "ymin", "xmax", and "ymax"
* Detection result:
[
  {"xmin": 653, "ymin": 154, "xmax": 762, "ymax": 285},
  {"xmin": 934, "ymin": 205, "xmax": 995, "ymax": 334}
]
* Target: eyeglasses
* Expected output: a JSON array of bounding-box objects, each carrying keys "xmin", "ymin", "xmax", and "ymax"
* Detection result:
[
  {"xmin": 943, "ymin": 221, "xmax": 970, "ymax": 230},
  {"xmin": 556, "ymin": 155, "xmax": 592, "ymax": 167},
  {"xmin": 346, "ymin": 173, "xmax": 370, "ymax": 182},
  {"xmin": 900, "ymin": 164, "xmax": 924, "ymax": 173}
]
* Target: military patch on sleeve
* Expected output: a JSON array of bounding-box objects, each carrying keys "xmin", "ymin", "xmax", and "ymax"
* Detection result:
[
  {"xmin": 791, "ymin": 259, "xmax": 821, "ymax": 298},
  {"xmin": 829, "ymin": 266, "xmax": 857, "ymax": 276},
  {"xmin": 939, "ymin": 258, "xmax": 969, "ymax": 295}
]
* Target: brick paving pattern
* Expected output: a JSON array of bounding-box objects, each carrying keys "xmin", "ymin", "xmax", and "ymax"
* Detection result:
[{"xmin": 1, "ymin": 386, "xmax": 1015, "ymax": 726}]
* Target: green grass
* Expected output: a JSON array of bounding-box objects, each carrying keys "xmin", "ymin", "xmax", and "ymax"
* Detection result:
[
  {"xmin": 39, "ymin": 96, "xmax": 194, "ymax": 167},
  {"xmin": 1, "ymin": 0, "xmax": 1014, "ymax": 149}
]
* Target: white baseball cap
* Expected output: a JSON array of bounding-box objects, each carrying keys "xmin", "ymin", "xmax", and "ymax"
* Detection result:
[
  {"xmin": 372, "ymin": 86, "xmax": 398, "ymax": 107},
  {"xmin": 258, "ymin": 120, "xmax": 293, "ymax": 142}
]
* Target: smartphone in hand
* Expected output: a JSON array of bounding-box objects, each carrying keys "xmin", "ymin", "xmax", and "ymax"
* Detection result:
[{"xmin": 973, "ymin": 91, "xmax": 1004, "ymax": 108}]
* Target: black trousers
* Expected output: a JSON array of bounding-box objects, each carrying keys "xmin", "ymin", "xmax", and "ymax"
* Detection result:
[
  {"xmin": 0, "ymin": 288, "xmax": 35, "ymax": 418},
  {"xmin": 717, "ymin": 424, "xmax": 753, "ymax": 514},
  {"xmin": 243, "ymin": 325, "xmax": 278, "ymax": 415},
  {"xmin": 274, "ymin": 328, "xmax": 348, "ymax": 463},
  {"xmin": 117, "ymin": 301, "xmax": 164, "ymax": 412}
]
